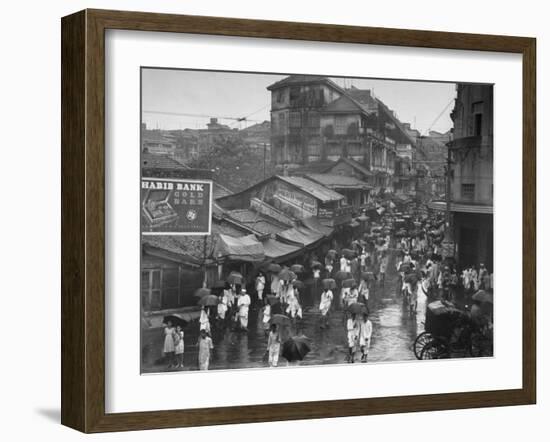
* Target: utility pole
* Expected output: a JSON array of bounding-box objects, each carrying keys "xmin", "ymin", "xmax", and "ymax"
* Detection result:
[{"xmin": 263, "ymin": 142, "xmax": 266, "ymax": 179}]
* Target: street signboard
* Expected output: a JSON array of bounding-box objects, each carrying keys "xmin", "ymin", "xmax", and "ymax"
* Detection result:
[{"xmin": 141, "ymin": 177, "xmax": 212, "ymax": 235}]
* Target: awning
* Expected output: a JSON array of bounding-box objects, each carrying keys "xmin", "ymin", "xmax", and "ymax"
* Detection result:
[
  {"xmin": 277, "ymin": 226, "xmax": 324, "ymax": 248},
  {"xmin": 261, "ymin": 238, "xmax": 302, "ymax": 262},
  {"xmin": 215, "ymin": 234, "xmax": 265, "ymax": 262},
  {"xmin": 428, "ymin": 200, "xmax": 493, "ymax": 215},
  {"xmin": 300, "ymin": 216, "xmax": 334, "ymax": 236}
]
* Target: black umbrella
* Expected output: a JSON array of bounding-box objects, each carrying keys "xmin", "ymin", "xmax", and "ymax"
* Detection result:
[
  {"xmin": 162, "ymin": 314, "xmax": 188, "ymax": 328},
  {"xmin": 310, "ymin": 260, "xmax": 323, "ymax": 269},
  {"xmin": 266, "ymin": 294, "xmax": 280, "ymax": 306},
  {"xmin": 360, "ymin": 271, "xmax": 376, "ymax": 281},
  {"xmin": 342, "ymin": 248, "xmax": 356, "ymax": 258},
  {"xmin": 282, "ymin": 336, "xmax": 311, "ymax": 362},
  {"xmin": 335, "ymin": 270, "xmax": 351, "ymax": 280},
  {"xmin": 473, "ymin": 290, "xmax": 493, "ymax": 304},
  {"xmin": 193, "ymin": 287, "xmax": 212, "ymax": 298},
  {"xmin": 266, "ymin": 262, "xmax": 281, "ymax": 273},
  {"xmin": 347, "ymin": 302, "xmax": 368, "ymax": 315},
  {"xmin": 278, "ymin": 268, "xmax": 297, "ymax": 282},
  {"xmin": 322, "ymin": 278, "xmax": 337, "ymax": 290},
  {"xmin": 342, "ymin": 278, "xmax": 357, "ymax": 288},
  {"xmin": 290, "ymin": 264, "xmax": 305, "ymax": 274},
  {"xmin": 198, "ymin": 294, "xmax": 219, "ymax": 307},
  {"xmin": 226, "ymin": 272, "xmax": 243, "ymax": 285},
  {"xmin": 292, "ymin": 280, "xmax": 305, "ymax": 289},
  {"xmin": 270, "ymin": 314, "xmax": 291, "ymax": 326}
]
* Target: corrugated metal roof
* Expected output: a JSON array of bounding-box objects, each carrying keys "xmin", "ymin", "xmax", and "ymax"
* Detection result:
[
  {"xmin": 306, "ymin": 173, "xmax": 372, "ymax": 189},
  {"xmin": 141, "ymin": 152, "xmax": 189, "ymax": 170},
  {"xmin": 324, "ymin": 157, "xmax": 374, "ymax": 177},
  {"xmin": 277, "ymin": 175, "xmax": 344, "ymax": 202},
  {"xmin": 225, "ymin": 209, "xmax": 288, "ymax": 235}
]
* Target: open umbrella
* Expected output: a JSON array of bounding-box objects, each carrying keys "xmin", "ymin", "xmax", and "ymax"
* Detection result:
[
  {"xmin": 322, "ymin": 278, "xmax": 337, "ymax": 290},
  {"xmin": 342, "ymin": 248, "xmax": 356, "ymax": 258},
  {"xmin": 266, "ymin": 262, "xmax": 281, "ymax": 273},
  {"xmin": 193, "ymin": 287, "xmax": 211, "ymax": 298},
  {"xmin": 404, "ymin": 273, "xmax": 419, "ymax": 285},
  {"xmin": 265, "ymin": 294, "xmax": 280, "ymax": 306},
  {"xmin": 290, "ymin": 264, "xmax": 305, "ymax": 274},
  {"xmin": 335, "ymin": 270, "xmax": 351, "ymax": 280},
  {"xmin": 292, "ymin": 280, "xmax": 305, "ymax": 289},
  {"xmin": 162, "ymin": 314, "xmax": 189, "ymax": 328},
  {"xmin": 472, "ymin": 290, "xmax": 493, "ymax": 304},
  {"xmin": 226, "ymin": 272, "xmax": 243, "ymax": 285},
  {"xmin": 282, "ymin": 336, "xmax": 311, "ymax": 362},
  {"xmin": 198, "ymin": 294, "xmax": 219, "ymax": 307},
  {"xmin": 398, "ymin": 262, "xmax": 412, "ymax": 272},
  {"xmin": 326, "ymin": 249, "xmax": 337, "ymax": 257},
  {"xmin": 342, "ymin": 278, "xmax": 357, "ymax": 288},
  {"xmin": 360, "ymin": 271, "xmax": 376, "ymax": 281},
  {"xmin": 270, "ymin": 314, "xmax": 291, "ymax": 326},
  {"xmin": 278, "ymin": 268, "xmax": 297, "ymax": 281},
  {"xmin": 310, "ymin": 260, "xmax": 323, "ymax": 269},
  {"xmin": 347, "ymin": 302, "xmax": 368, "ymax": 315}
]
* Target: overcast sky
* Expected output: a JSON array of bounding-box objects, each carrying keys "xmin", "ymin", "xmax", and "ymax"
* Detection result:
[{"xmin": 142, "ymin": 68, "xmax": 456, "ymax": 135}]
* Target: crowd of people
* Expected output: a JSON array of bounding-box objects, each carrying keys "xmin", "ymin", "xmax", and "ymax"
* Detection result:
[{"xmin": 159, "ymin": 203, "xmax": 494, "ymax": 371}]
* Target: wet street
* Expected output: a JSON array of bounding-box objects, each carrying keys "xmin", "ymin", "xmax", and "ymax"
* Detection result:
[{"xmin": 142, "ymin": 252, "xmax": 427, "ymax": 373}]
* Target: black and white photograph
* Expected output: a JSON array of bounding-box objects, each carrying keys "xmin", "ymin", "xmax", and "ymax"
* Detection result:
[{"xmin": 140, "ymin": 69, "xmax": 494, "ymax": 374}]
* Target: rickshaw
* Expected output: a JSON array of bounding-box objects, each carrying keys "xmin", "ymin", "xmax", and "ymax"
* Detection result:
[{"xmin": 413, "ymin": 300, "xmax": 474, "ymax": 359}]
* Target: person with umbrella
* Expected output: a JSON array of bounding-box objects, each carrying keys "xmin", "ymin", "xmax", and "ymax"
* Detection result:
[
  {"xmin": 255, "ymin": 272, "xmax": 266, "ymax": 304},
  {"xmin": 162, "ymin": 320, "xmax": 176, "ymax": 369},
  {"xmin": 266, "ymin": 323, "xmax": 281, "ymax": 367},
  {"xmin": 358, "ymin": 276, "xmax": 370, "ymax": 305},
  {"xmin": 358, "ymin": 313, "xmax": 373, "ymax": 363},
  {"xmin": 199, "ymin": 306, "xmax": 211, "ymax": 334},
  {"xmin": 319, "ymin": 286, "xmax": 333, "ymax": 329},
  {"xmin": 346, "ymin": 313, "xmax": 360, "ymax": 363},
  {"xmin": 197, "ymin": 329, "xmax": 214, "ymax": 371},
  {"xmin": 325, "ymin": 252, "xmax": 335, "ymax": 276},
  {"xmin": 261, "ymin": 301, "xmax": 272, "ymax": 336},
  {"xmin": 174, "ymin": 325, "xmax": 185, "ymax": 369}
]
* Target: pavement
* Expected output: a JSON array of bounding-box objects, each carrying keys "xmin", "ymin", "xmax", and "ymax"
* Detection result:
[{"xmin": 141, "ymin": 252, "xmax": 428, "ymax": 373}]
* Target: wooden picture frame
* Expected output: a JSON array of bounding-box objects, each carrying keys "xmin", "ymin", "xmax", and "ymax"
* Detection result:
[{"xmin": 61, "ymin": 9, "xmax": 536, "ymax": 433}]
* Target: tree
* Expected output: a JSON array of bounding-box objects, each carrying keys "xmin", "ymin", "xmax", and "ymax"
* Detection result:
[{"xmin": 188, "ymin": 136, "xmax": 274, "ymax": 192}]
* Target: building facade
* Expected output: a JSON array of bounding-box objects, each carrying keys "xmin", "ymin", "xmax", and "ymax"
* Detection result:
[
  {"xmin": 267, "ymin": 76, "xmax": 416, "ymax": 191},
  {"xmin": 447, "ymin": 84, "xmax": 494, "ymax": 270}
]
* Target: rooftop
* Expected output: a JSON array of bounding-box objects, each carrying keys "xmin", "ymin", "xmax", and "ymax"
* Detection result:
[
  {"xmin": 266, "ymin": 75, "xmax": 332, "ymax": 91},
  {"xmin": 141, "ymin": 152, "xmax": 189, "ymax": 170},
  {"xmin": 225, "ymin": 209, "xmax": 289, "ymax": 235},
  {"xmin": 305, "ymin": 173, "xmax": 372, "ymax": 189},
  {"xmin": 324, "ymin": 157, "xmax": 373, "ymax": 177},
  {"xmin": 277, "ymin": 175, "xmax": 345, "ymax": 202}
]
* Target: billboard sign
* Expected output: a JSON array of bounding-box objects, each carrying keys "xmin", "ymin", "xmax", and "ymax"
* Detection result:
[{"xmin": 141, "ymin": 177, "xmax": 212, "ymax": 235}]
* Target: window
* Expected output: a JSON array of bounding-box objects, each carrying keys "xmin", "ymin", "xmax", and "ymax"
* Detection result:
[
  {"xmin": 461, "ymin": 183, "xmax": 475, "ymax": 200},
  {"xmin": 472, "ymin": 101, "xmax": 483, "ymax": 136},
  {"xmin": 289, "ymin": 112, "xmax": 301, "ymax": 128},
  {"xmin": 335, "ymin": 116, "xmax": 347, "ymax": 135},
  {"xmin": 141, "ymin": 269, "xmax": 162, "ymax": 311},
  {"xmin": 289, "ymin": 86, "xmax": 300, "ymax": 105},
  {"xmin": 307, "ymin": 112, "xmax": 320, "ymax": 128}
]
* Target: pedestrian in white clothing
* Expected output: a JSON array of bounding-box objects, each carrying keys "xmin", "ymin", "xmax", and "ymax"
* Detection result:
[
  {"xmin": 346, "ymin": 313, "xmax": 360, "ymax": 363},
  {"xmin": 359, "ymin": 314, "xmax": 373, "ymax": 362},
  {"xmin": 237, "ymin": 290, "xmax": 251, "ymax": 331},
  {"xmin": 255, "ymin": 273, "xmax": 266, "ymax": 303},
  {"xmin": 266, "ymin": 324, "xmax": 281, "ymax": 367}
]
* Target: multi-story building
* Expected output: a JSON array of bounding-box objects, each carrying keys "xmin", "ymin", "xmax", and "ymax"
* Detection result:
[
  {"xmin": 430, "ymin": 84, "xmax": 493, "ymax": 270},
  {"xmin": 267, "ymin": 76, "xmax": 416, "ymax": 191}
]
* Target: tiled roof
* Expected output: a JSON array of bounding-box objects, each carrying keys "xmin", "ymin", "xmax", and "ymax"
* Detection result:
[
  {"xmin": 266, "ymin": 75, "xmax": 330, "ymax": 91},
  {"xmin": 324, "ymin": 157, "xmax": 374, "ymax": 177},
  {"xmin": 291, "ymin": 160, "xmax": 335, "ymax": 174},
  {"xmin": 277, "ymin": 175, "xmax": 345, "ymax": 202},
  {"xmin": 141, "ymin": 152, "xmax": 189, "ymax": 170},
  {"xmin": 306, "ymin": 173, "xmax": 372, "ymax": 189},
  {"xmin": 226, "ymin": 209, "xmax": 288, "ymax": 235}
]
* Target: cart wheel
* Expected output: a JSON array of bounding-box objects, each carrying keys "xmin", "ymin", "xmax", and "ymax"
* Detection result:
[
  {"xmin": 420, "ymin": 340, "xmax": 448, "ymax": 360},
  {"xmin": 413, "ymin": 332, "xmax": 433, "ymax": 360}
]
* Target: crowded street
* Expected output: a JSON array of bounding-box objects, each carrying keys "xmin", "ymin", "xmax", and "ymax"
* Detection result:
[{"xmin": 142, "ymin": 201, "xmax": 494, "ymax": 373}]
